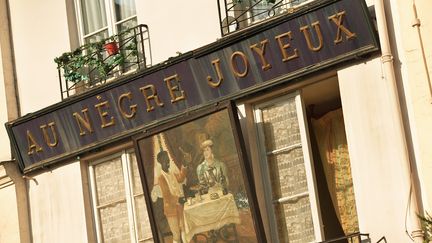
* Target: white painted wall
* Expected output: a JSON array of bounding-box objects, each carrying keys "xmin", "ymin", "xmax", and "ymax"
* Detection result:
[
  {"xmin": 0, "ymin": 185, "xmax": 20, "ymax": 243},
  {"xmin": 28, "ymin": 161, "xmax": 87, "ymax": 243},
  {"xmin": 0, "ymin": 46, "xmax": 10, "ymax": 161},
  {"xmin": 136, "ymin": 0, "xmax": 221, "ymax": 64},
  {"xmin": 8, "ymin": 1, "xmax": 220, "ymax": 115},
  {"xmin": 389, "ymin": 0, "xmax": 432, "ymax": 213},
  {"xmin": 0, "ymin": 166, "xmax": 19, "ymax": 243},
  {"xmin": 338, "ymin": 58, "xmax": 414, "ymax": 242},
  {"xmin": 8, "ymin": 0, "xmax": 70, "ymax": 115}
]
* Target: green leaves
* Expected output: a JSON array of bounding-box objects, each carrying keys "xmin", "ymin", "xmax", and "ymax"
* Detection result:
[
  {"xmin": 54, "ymin": 43, "xmax": 124, "ymax": 83},
  {"xmin": 55, "ymin": 25, "xmax": 140, "ymax": 85},
  {"xmin": 418, "ymin": 212, "xmax": 432, "ymax": 242}
]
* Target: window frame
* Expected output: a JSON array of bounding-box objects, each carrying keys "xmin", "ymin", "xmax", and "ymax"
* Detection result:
[
  {"xmin": 74, "ymin": 0, "xmax": 138, "ymax": 45},
  {"xmin": 251, "ymin": 91, "xmax": 324, "ymax": 243},
  {"xmin": 80, "ymin": 143, "xmax": 153, "ymax": 243}
]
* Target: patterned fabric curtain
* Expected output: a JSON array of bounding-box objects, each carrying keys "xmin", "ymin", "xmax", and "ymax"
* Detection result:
[{"xmin": 311, "ymin": 108, "xmax": 359, "ymax": 235}]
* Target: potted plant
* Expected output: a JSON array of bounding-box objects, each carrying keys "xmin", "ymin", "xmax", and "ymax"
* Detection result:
[
  {"xmin": 87, "ymin": 39, "xmax": 126, "ymax": 81},
  {"xmin": 91, "ymin": 52, "xmax": 125, "ymax": 79},
  {"xmin": 55, "ymin": 30, "xmax": 135, "ymax": 88},
  {"xmin": 103, "ymin": 37, "xmax": 119, "ymax": 56},
  {"xmin": 54, "ymin": 47, "xmax": 89, "ymax": 84},
  {"xmin": 55, "ymin": 40, "xmax": 113, "ymax": 85}
]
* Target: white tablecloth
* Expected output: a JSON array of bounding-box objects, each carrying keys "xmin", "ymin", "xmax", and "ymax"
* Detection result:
[{"xmin": 183, "ymin": 193, "xmax": 240, "ymax": 242}]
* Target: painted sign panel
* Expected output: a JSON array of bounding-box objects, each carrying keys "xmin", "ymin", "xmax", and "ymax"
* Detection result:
[
  {"xmin": 134, "ymin": 102, "xmax": 265, "ymax": 242},
  {"xmin": 6, "ymin": 0, "xmax": 378, "ymax": 172}
]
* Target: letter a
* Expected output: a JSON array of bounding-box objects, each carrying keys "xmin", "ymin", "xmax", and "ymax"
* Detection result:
[{"xmin": 27, "ymin": 130, "xmax": 43, "ymax": 155}]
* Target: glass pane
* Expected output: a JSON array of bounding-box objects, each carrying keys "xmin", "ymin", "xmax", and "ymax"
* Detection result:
[
  {"xmin": 84, "ymin": 30, "xmax": 109, "ymax": 44},
  {"xmin": 117, "ymin": 18, "xmax": 137, "ymax": 33},
  {"xmin": 94, "ymin": 156, "xmax": 126, "ymax": 205},
  {"xmin": 98, "ymin": 202, "xmax": 131, "ymax": 243},
  {"xmin": 274, "ymin": 197, "xmax": 315, "ymax": 243},
  {"xmin": 135, "ymin": 195, "xmax": 153, "ymax": 242},
  {"xmin": 284, "ymin": 0, "xmax": 310, "ymax": 8},
  {"xmin": 117, "ymin": 18, "xmax": 139, "ymax": 72},
  {"xmin": 262, "ymin": 98, "xmax": 301, "ymax": 151},
  {"xmin": 252, "ymin": 1, "xmax": 273, "ymax": 22},
  {"xmin": 130, "ymin": 152, "xmax": 143, "ymax": 194},
  {"xmin": 80, "ymin": 0, "xmax": 108, "ymax": 34},
  {"xmin": 131, "ymin": 152, "xmax": 153, "ymax": 241},
  {"xmin": 260, "ymin": 97, "xmax": 315, "ymax": 242},
  {"xmin": 268, "ymin": 148, "xmax": 308, "ymax": 199},
  {"xmin": 293, "ymin": 0, "xmax": 309, "ymax": 5},
  {"xmin": 115, "ymin": 0, "xmax": 137, "ymax": 22}
]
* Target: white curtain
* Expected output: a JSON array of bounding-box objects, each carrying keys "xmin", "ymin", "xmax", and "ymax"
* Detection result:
[
  {"xmin": 80, "ymin": 0, "xmax": 108, "ymax": 35},
  {"xmin": 114, "ymin": 0, "xmax": 136, "ymax": 22}
]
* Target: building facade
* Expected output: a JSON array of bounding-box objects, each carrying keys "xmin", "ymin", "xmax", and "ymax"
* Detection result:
[{"xmin": 1, "ymin": 0, "xmax": 431, "ymax": 243}]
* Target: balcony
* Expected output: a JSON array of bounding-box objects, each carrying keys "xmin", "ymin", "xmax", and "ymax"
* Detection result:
[
  {"xmin": 55, "ymin": 24, "xmax": 152, "ymax": 99},
  {"xmin": 217, "ymin": 0, "xmax": 315, "ymax": 36}
]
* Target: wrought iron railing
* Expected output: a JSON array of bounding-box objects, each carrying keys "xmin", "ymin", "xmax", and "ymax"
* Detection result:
[
  {"xmin": 319, "ymin": 232, "xmax": 371, "ymax": 243},
  {"xmin": 217, "ymin": 0, "xmax": 315, "ymax": 36},
  {"xmin": 55, "ymin": 24, "xmax": 152, "ymax": 99}
]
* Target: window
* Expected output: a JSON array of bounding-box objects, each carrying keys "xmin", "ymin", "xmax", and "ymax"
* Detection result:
[
  {"xmin": 253, "ymin": 92, "xmax": 323, "ymax": 243},
  {"xmin": 219, "ymin": 0, "xmax": 316, "ymax": 35},
  {"xmin": 75, "ymin": 0, "xmax": 137, "ymax": 44},
  {"xmin": 248, "ymin": 77, "xmax": 360, "ymax": 242},
  {"xmin": 88, "ymin": 150, "xmax": 153, "ymax": 243}
]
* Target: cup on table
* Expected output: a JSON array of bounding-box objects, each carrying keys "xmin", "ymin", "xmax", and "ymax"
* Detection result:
[
  {"xmin": 187, "ymin": 197, "xmax": 194, "ymax": 205},
  {"xmin": 195, "ymin": 192, "xmax": 203, "ymax": 202}
]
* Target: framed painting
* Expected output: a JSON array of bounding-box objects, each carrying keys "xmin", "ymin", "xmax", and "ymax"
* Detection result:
[{"xmin": 134, "ymin": 101, "xmax": 265, "ymax": 243}]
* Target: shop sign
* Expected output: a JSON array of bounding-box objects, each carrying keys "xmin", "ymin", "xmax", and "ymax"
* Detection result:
[{"xmin": 6, "ymin": 0, "xmax": 378, "ymax": 172}]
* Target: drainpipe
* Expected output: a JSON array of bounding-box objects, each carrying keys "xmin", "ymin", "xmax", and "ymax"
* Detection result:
[
  {"xmin": 374, "ymin": 0, "xmax": 424, "ymax": 242},
  {"xmin": 0, "ymin": 0, "xmax": 32, "ymax": 242},
  {"xmin": 411, "ymin": 0, "xmax": 432, "ymax": 102},
  {"xmin": 0, "ymin": 0, "xmax": 20, "ymax": 120},
  {"xmin": 2, "ymin": 161, "xmax": 33, "ymax": 243}
]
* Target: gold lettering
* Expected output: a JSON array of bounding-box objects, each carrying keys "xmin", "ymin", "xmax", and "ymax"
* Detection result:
[
  {"xmin": 27, "ymin": 130, "xmax": 42, "ymax": 155},
  {"xmin": 95, "ymin": 96, "xmax": 115, "ymax": 128},
  {"xmin": 118, "ymin": 92, "xmax": 137, "ymax": 119},
  {"xmin": 139, "ymin": 85, "xmax": 164, "ymax": 112},
  {"xmin": 328, "ymin": 11, "xmax": 356, "ymax": 44},
  {"xmin": 207, "ymin": 59, "xmax": 224, "ymax": 88},
  {"xmin": 250, "ymin": 39, "xmax": 272, "ymax": 71},
  {"xmin": 164, "ymin": 74, "xmax": 186, "ymax": 103},
  {"xmin": 40, "ymin": 122, "xmax": 58, "ymax": 147},
  {"xmin": 300, "ymin": 21, "xmax": 324, "ymax": 52},
  {"xmin": 230, "ymin": 51, "xmax": 249, "ymax": 78},
  {"xmin": 275, "ymin": 31, "xmax": 299, "ymax": 62},
  {"xmin": 73, "ymin": 108, "xmax": 94, "ymax": 136}
]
